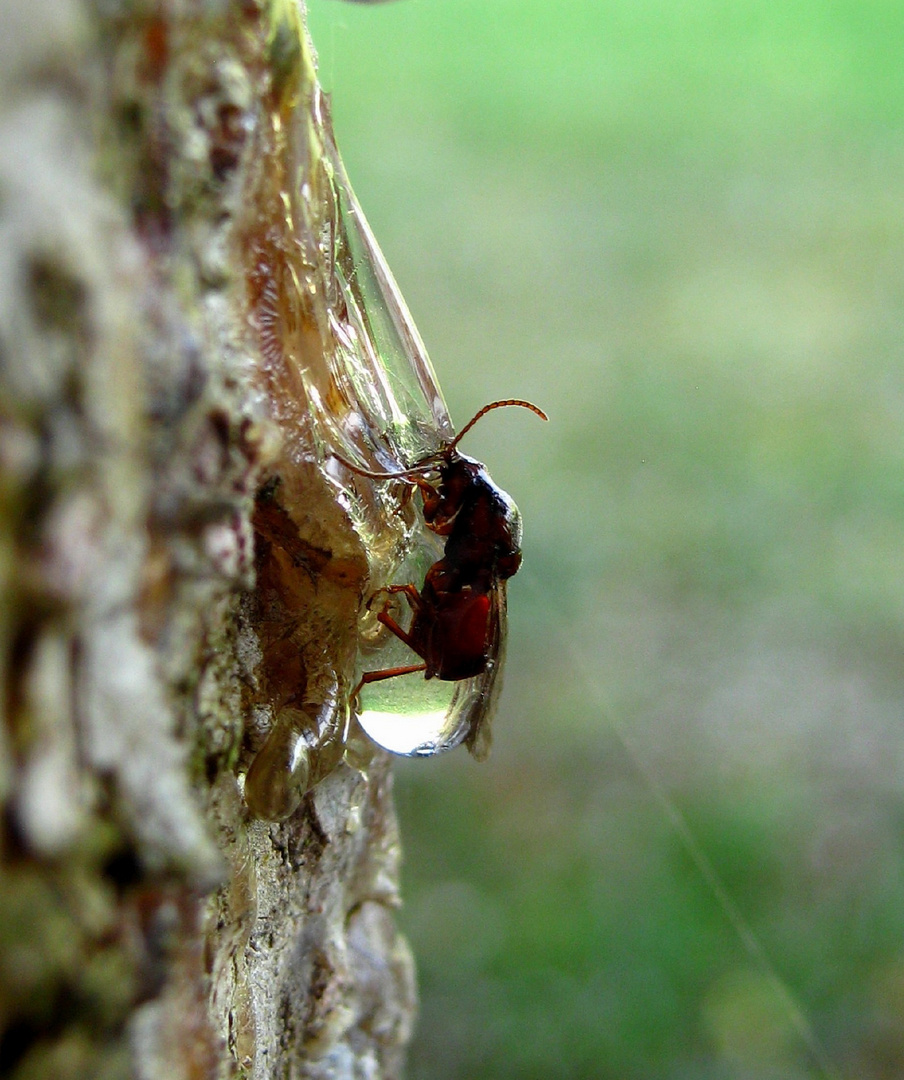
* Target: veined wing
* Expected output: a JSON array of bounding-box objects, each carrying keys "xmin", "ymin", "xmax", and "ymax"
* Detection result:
[{"xmin": 308, "ymin": 88, "xmax": 455, "ymax": 476}]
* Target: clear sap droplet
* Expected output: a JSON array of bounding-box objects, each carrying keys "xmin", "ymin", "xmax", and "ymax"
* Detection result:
[
  {"xmin": 244, "ymin": 683, "xmax": 348, "ymax": 820},
  {"xmin": 244, "ymin": 708, "xmax": 311, "ymax": 821},
  {"xmin": 356, "ymin": 640, "xmax": 468, "ymax": 758}
]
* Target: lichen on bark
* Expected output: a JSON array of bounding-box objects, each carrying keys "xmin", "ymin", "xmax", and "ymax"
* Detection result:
[{"xmin": 0, "ymin": 0, "xmax": 416, "ymax": 1077}]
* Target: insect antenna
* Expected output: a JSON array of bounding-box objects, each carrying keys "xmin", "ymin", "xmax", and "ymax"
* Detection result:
[
  {"xmin": 329, "ymin": 451, "xmax": 440, "ymax": 481},
  {"xmin": 518, "ymin": 568, "xmax": 844, "ymax": 1080},
  {"xmin": 331, "ymin": 399, "xmax": 547, "ymax": 480},
  {"xmin": 448, "ymin": 399, "xmax": 549, "ymax": 452}
]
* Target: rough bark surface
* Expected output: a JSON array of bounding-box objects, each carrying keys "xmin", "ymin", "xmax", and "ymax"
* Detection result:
[{"xmin": 0, "ymin": 1, "xmax": 415, "ymax": 1078}]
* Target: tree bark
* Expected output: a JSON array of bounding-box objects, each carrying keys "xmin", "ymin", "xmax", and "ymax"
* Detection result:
[{"xmin": 0, "ymin": 1, "xmax": 415, "ymax": 1077}]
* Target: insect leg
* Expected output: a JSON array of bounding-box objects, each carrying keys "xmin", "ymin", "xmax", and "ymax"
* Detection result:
[
  {"xmin": 350, "ymin": 662, "xmax": 429, "ymax": 710},
  {"xmin": 369, "ymin": 583, "xmax": 423, "ymax": 611},
  {"xmin": 359, "ymin": 663, "xmax": 427, "ymax": 686},
  {"xmin": 375, "ymin": 608, "xmax": 420, "ymax": 654},
  {"xmin": 366, "ymin": 584, "xmax": 425, "ymax": 648}
]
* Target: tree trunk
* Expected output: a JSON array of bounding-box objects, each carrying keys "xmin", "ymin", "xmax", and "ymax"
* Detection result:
[{"xmin": 0, "ymin": 1, "xmax": 416, "ymax": 1077}]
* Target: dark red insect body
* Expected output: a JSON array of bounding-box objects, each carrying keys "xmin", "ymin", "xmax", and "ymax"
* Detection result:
[
  {"xmin": 373, "ymin": 453, "xmax": 522, "ymax": 681},
  {"xmin": 341, "ymin": 399, "xmax": 547, "ymax": 696}
]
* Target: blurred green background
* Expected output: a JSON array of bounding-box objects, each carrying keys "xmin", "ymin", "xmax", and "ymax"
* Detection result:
[{"xmin": 308, "ymin": 2, "xmax": 904, "ymax": 1077}]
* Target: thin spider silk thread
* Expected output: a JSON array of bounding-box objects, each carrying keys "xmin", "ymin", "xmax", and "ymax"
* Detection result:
[{"xmin": 517, "ymin": 569, "xmax": 842, "ymax": 1080}]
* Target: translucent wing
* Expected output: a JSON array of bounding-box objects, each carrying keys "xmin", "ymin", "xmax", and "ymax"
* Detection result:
[
  {"xmin": 458, "ymin": 582, "xmax": 507, "ymax": 760},
  {"xmin": 310, "ymin": 91, "xmax": 455, "ymax": 474}
]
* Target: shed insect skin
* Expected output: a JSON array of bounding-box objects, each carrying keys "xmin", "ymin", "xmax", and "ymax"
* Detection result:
[{"xmin": 334, "ymin": 399, "xmax": 547, "ymax": 701}]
